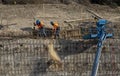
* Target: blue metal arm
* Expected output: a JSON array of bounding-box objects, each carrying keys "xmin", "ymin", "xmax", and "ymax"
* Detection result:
[{"xmin": 90, "ymin": 19, "xmax": 113, "ymax": 76}]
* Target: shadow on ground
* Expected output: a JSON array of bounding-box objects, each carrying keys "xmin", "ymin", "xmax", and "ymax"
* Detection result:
[
  {"xmin": 21, "ymin": 27, "xmax": 33, "ymax": 32},
  {"xmin": 57, "ymin": 39, "xmax": 97, "ymax": 59}
]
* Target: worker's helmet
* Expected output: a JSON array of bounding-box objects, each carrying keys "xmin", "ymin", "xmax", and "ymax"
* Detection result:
[
  {"xmin": 50, "ymin": 21, "xmax": 54, "ymax": 25},
  {"xmin": 36, "ymin": 20, "xmax": 40, "ymax": 25}
]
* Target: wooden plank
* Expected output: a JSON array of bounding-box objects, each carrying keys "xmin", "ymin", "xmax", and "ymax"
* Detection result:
[
  {"xmin": 86, "ymin": 9, "xmax": 103, "ymax": 20},
  {"xmin": 64, "ymin": 18, "xmax": 94, "ymax": 23}
]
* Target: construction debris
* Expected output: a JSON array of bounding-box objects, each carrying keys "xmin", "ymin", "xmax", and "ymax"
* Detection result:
[
  {"xmin": 47, "ymin": 43, "xmax": 62, "ymax": 63},
  {"xmin": 47, "ymin": 42, "xmax": 63, "ymax": 71}
]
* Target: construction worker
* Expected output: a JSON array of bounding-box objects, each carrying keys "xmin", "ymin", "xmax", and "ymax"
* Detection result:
[
  {"xmin": 50, "ymin": 21, "xmax": 60, "ymax": 39},
  {"xmin": 34, "ymin": 20, "xmax": 46, "ymax": 37}
]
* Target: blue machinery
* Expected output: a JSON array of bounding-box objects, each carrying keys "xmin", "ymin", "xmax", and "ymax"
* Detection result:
[{"xmin": 85, "ymin": 19, "xmax": 113, "ymax": 76}]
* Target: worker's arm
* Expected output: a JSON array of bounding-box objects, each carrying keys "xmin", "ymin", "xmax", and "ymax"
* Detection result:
[
  {"xmin": 53, "ymin": 25, "xmax": 57, "ymax": 32},
  {"xmin": 53, "ymin": 28, "xmax": 57, "ymax": 33},
  {"xmin": 33, "ymin": 22, "xmax": 36, "ymax": 26},
  {"xmin": 33, "ymin": 22, "xmax": 36, "ymax": 30}
]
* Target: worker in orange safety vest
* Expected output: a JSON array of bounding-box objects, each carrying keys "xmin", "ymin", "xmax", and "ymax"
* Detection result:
[
  {"xmin": 34, "ymin": 20, "xmax": 46, "ymax": 37},
  {"xmin": 50, "ymin": 21, "xmax": 60, "ymax": 39}
]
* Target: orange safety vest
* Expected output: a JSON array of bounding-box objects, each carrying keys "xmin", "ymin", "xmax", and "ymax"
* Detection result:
[
  {"xmin": 53, "ymin": 23, "xmax": 59, "ymax": 31},
  {"xmin": 37, "ymin": 21, "xmax": 44, "ymax": 29}
]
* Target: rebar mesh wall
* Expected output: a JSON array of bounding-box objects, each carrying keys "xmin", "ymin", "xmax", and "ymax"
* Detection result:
[{"xmin": 0, "ymin": 38, "xmax": 120, "ymax": 76}]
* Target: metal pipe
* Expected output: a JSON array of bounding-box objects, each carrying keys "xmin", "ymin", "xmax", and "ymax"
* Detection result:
[{"xmin": 91, "ymin": 40, "xmax": 103, "ymax": 76}]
